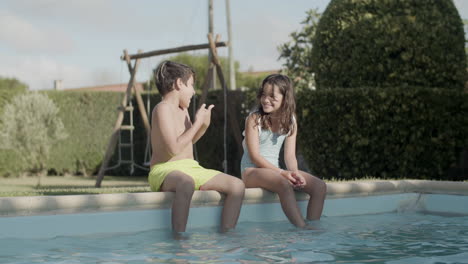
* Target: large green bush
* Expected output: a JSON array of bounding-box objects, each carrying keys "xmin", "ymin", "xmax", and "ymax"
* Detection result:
[
  {"xmin": 0, "ymin": 77, "xmax": 29, "ymax": 176},
  {"xmin": 311, "ymin": 0, "xmax": 466, "ymax": 89},
  {"xmin": 0, "ymin": 92, "xmax": 67, "ymax": 173},
  {"xmin": 297, "ymin": 87, "xmax": 468, "ymax": 180},
  {"xmin": 0, "ymin": 91, "xmax": 123, "ymax": 176}
]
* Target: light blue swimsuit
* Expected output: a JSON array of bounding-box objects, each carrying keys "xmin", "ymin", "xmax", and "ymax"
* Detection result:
[{"xmin": 240, "ymin": 115, "xmax": 288, "ymax": 173}]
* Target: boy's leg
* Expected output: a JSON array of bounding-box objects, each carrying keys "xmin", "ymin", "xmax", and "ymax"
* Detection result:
[
  {"xmin": 200, "ymin": 173, "xmax": 245, "ymax": 232},
  {"xmin": 242, "ymin": 168, "xmax": 306, "ymax": 227},
  {"xmin": 160, "ymin": 171, "xmax": 195, "ymax": 232},
  {"xmin": 298, "ymin": 171, "xmax": 327, "ymax": 221}
]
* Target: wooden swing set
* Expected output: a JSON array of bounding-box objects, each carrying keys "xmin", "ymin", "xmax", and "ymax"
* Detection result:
[{"xmin": 95, "ymin": 34, "xmax": 241, "ymax": 187}]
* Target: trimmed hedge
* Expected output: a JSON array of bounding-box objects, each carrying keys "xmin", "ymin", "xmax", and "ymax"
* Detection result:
[
  {"xmin": 0, "ymin": 91, "xmax": 121, "ymax": 176},
  {"xmin": 2, "ymin": 87, "xmax": 466, "ymax": 180},
  {"xmin": 296, "ymin": 87, "xmax": 468, "ymax": 180},
  {"xmin": 43, "ymin": 91, "xmax": 122, "ymax": 175},
  {"xmin": 311, "ymin": 0, "xmax": 466, "ymax": 89},
  {"xmin": 0, "ymin": 89, "xmax": 252, "ymax": 177}
]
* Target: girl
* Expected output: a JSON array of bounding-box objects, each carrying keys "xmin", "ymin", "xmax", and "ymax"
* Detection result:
[{"xmin": 241, "ymin": 74, "xmax": 326, "ymax": 228}]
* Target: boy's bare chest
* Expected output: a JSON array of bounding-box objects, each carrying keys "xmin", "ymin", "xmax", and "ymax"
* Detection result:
[{"xmin": 173, "ymin": 112, "xmax": 191, "ymax": 135}]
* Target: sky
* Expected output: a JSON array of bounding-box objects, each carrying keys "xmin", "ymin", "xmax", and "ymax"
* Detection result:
[{"xmin": 1, "ymin": 0, "xmax": 467, "ymax": 91}]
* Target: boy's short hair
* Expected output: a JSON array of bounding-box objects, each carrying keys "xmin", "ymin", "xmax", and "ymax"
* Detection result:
[{"xmin": 153, "ymin": 61, "xmax": 195, "ymax": 96}]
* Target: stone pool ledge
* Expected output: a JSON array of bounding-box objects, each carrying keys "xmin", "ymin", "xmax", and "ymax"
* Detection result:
[{"xmin": 0, "ymin": 180, "xmax": 467, "ymax": 217}]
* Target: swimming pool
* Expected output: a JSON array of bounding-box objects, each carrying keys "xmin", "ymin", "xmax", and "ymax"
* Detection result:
[
  {"xmin": 1, "ymin": 180, "xmax": 467, "ymax": 263},
  {"xmin": 2, "ymin": 212, "xmax": 467, "ymax": 263}
]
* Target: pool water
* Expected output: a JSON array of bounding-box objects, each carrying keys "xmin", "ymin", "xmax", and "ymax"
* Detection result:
[{"xmin": 1, "ymin": 212, "xmax": 468, "ymax": 263}]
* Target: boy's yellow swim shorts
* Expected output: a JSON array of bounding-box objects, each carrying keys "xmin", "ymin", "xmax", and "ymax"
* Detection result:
[{"xmin": 148, "ymin": 159, "xmax": 222, "ymax": 191}]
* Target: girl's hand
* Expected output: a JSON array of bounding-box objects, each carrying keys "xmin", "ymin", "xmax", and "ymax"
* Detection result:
[
  {"xmin": 291, "ymin": 170, "xmax": 306, "ymax": 189},
  {"xmin": 279, "ymin": 170, "xmax": 298, "ymax": 186}
]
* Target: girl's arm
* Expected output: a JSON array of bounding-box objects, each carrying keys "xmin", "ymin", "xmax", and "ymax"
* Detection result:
[
  {"xmin": 283, "ymin": 119, "xmax": 298, "ymax": 171},
  {"xmin": 284, "ymin": 119, "xmax": 306, "ymax": 188}
]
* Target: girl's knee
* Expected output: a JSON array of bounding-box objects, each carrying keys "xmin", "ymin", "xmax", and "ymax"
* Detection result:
[
  {"xmin": 303, "ymin": 175, "xmax": 326, "ymax": 194},
  {"xmin": 277, "ymin": 178, "xmax": 294, "ymax": 195},
  {"xmin": 318, "ymin": 179, "xmax": 327, "ymax": 195},
  {"xmin": 311, "ymin": 178, "xmax": 327, "ymax": 196}
]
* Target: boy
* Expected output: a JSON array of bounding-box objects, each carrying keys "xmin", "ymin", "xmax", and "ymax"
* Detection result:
[{"xmin": 148, "ymin": 60, "xmax": 245, "ymax": 233}]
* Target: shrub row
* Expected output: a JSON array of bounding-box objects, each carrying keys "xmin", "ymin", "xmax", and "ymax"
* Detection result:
[
  {"xmin": 1, "ymin": 87, "xmax": 466, "ymax": 180},
  {"xmin": 296, "ymin": 87, "xmax": 468, "ymax": 180},
  {"xmin": 0, "ymin": 90, "xmax": 253, "ymax": 177}
]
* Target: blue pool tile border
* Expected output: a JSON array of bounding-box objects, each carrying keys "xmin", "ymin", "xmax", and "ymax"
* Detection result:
[{"xmin": 0, "ymin": 180, "xmax": 467, "ymax": 239}]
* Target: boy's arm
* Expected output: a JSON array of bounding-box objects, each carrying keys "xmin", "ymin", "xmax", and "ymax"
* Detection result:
[
  {"xmin": 154, "ymin": 104, "xmax": 204, "ymax": 156},
  {"xmin": 192, "ymin": 104, "xmax": 214, "ymax": 144},
  {"xmin": 192, "ymin": 123, "xmax": 208, "ymax": 144}
]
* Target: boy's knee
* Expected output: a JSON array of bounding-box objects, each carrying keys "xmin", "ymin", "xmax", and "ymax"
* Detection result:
[
  {"xmin": 233, "ymin": 178, "xmax": 245, "ymax": 192},
  {"xmin": 227, "ymin": 178, "xmax": 245, "ymax": 197},
  {"xmin": 176, "ymin": 177, "xmax": 195, "ymax": 195}
]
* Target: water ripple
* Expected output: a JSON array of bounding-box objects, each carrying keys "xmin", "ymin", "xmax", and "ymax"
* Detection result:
[{"xmin": 1, "ymin": 213, "xmax": 467, "ymax": 263}]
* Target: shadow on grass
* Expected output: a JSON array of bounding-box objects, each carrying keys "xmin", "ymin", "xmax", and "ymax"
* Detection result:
[
  {"xmin": 32, "ymin": 190, "xmax": 151, "ymax": 196},
  {"xmin": 34, "ymin": 185, "xmax": 148, "ymax": 190}
]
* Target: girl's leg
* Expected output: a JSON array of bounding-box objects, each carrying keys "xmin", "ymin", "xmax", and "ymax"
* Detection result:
[
  {"xmin": 160, "ymin": 171, "xmax": 195, "ymax": 233},
  {"xmin": 298, "ymin": 171, "xmax": 327, "ymax": 220},
  {"xmin": 242, "ymin": 168, "xmax": 306, "ymax": 227},
  {"xmin": 200, "ymin": 173, "xmax": 245, "ymax": 232}
]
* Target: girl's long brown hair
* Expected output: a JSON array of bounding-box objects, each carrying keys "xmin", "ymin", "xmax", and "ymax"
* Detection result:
[{"xmin": 254, "ymin": 74, "xmax": 296, "ymax": 135}]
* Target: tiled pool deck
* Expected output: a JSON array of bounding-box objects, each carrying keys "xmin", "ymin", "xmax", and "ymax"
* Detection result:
[{"xmin": 0, "ymin": 180, "xmax": 467, "ymax": 238}]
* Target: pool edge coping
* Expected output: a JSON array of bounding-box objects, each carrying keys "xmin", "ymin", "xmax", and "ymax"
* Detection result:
[{"xmin": 1, "ymin": 180, "xmax": 467, "ymax": 217}]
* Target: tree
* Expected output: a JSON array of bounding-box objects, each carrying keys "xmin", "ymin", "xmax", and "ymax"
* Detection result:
[
  {"xmin": 145, "ymin": 53, "xmax": 265, "ymax": 93},
  {"xmin": 0, "ymin": 77, "xmax": 28, "ymax": 92},
  {"xmin": 281, "ymin": 0, "xmax": 466, "ymax": 90},
  {"xmin": 464, "ymin": 19, "xmax": 468, "ymax": 66},
  {"xmin": 0, "ymin": 92, "xmax": 68, "ymax": 173},
  {"xmin": 146, "ymin": 53, "xmax": 239, "ymax": 92},
  {"xmin": 279, "ymin": 9, "xmax": 321, "ymax": 91},
  {"xmin": 311, "ymin": 0, "xmax": 466, "ymax": 89}
]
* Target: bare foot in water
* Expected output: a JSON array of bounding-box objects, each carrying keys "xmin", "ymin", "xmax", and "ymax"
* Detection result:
[{"xmin": 172, "ymin": 231, "xmax": 190, "ymax": 240}]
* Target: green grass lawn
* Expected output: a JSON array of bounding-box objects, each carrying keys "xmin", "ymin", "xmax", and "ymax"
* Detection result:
[{"xmin": 0, "ymin": 175, "xmax": 151, "ymax": 197}]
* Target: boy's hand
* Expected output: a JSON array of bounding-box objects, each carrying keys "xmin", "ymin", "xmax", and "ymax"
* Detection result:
[{"xmin": 195, "ymin": 104, "xmax": 214, "ymax": 127}]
